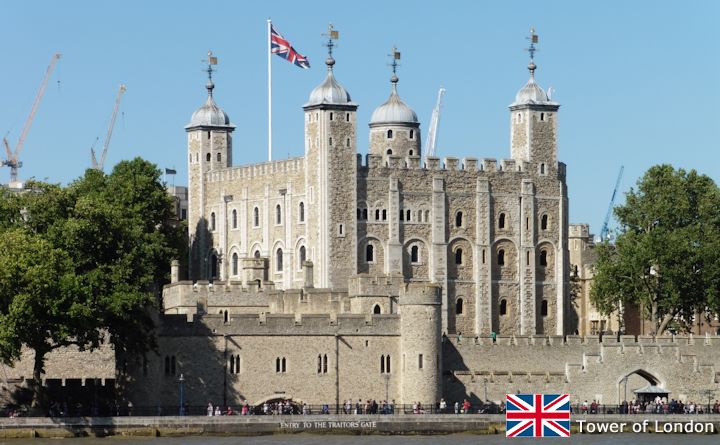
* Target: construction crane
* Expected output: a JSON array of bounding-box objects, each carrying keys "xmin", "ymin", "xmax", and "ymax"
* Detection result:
[
  {"xmin": 425, "ymin": 87, "xmax": 445, "ymax": 158},
  {"xmin": 2, "ymin": 53, "xmax": 61, "ymax": 186},
  {"xmin": 91, "ymin": 84, "xmax": 127, "ymax": 171},
  {"xmin": 600, "ymin": 165, "xmax": 624, "ymax": 241}
]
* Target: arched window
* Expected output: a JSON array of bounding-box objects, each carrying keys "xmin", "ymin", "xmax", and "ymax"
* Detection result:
[
  {"xmin": 386, "ymin": 149, "xmax": 393, "ymax": 155},
  {"xmin": 276, "ymin": 204, "xmax": 282, "ymax": 225},
  {"xmin": 500, "ymin": 299, "xmax": 507, "ymax": 316},
  {"xmin": 380, "ymin": 355, "xmax": 385, "ymax": 373},
  {"xmin": 254, "ymin": 250, "xmax": 261, "ymax": 259},
  {"xmin": 411, "ymin": 245, "xmax": 419, "ymax": 263},
  {"xmin": 455, "ymin": 211, "xmax": 463, "ymax": 227},
  {"xmin": 362, "ymin": 208, "xmax": 368, "ymax": 220},
  {"xmin": 540, "ymin": 163, "xmax": 546, "ymax": 175},
  {"xmin": 276, "ymin": 249, "xmax": 283, "ymax": 271},
  {"xmin": 235, "ymin": 355, "xmax": 240, "ymax": 373},
  {"xmin": 299, "ymin": 246, "xmax": 306, "ymax": 264},
  {"xmin": 329, "ymin": 112, "xmax": 334, "ymax": 121},
  {"xmin": 409, "ymin": 129, "xmax": 414, "ymax": 139},
  {"xmin": 382, "ymin": 209, "xmax": 387, "ymax": 221},
  {"xmin": 366, "ymin": 244, "xmax": 374, "ymax": 262},
  {"xmin": 540, "ymin": 112, "xmax": 545, "ymax": 121},
  {"xmin": 409, "ymin": 149, "xmax": 414, "ymax": 156},
  {"xmin": 540, "ymin": 250, "xmax": 548, "ymax": 267},
  {"xmin": 357, "ymin": 208, "xmax": 362, "ymax": 219},
  {"xmin": 373, "ymin": 304, "xmax": 381, "ymax": 314},
  {"xmin": 499, "ymin": 213, "xmax": 506, "ymax": 229},
  {"xmin": 299, "ymin": 202, "xmax": 305, "ymax": 222},
  {"xmin": 497, "ymin": 249, "xmax": 505, "ymax": 266},
  {"xmin": 386, "ymin": 355, "xmax": 391, "ymax": 373},
  {"xmin": 455, "ymin": 248, "xmax": 463, "ymax": 265},
  {"xmin": 387, "ymin": 129, "xmax": 393, "ymax": 139},
  {"xmin": 253, "ymin": 207, "xmax": 259, "ymax": 227},
  {"xmin": 276, "ymin": 357, "xmax": 281, "ymax": 373},
  {"xmin": 456, "ymin": 298, "xmax": 464, "ymax": 315},
  {"xmin": 406, "ymin": 209, "xmax": 411, "ymax": 221},
  {"xmin": 541, "ymin": 299, "xmax": 548, "ymax": 317},
  {"xmin": 210, "ymin": 253, "xmax": 218, "ymax": 279},
  {"xmin": 323, "ymin": 354, "xmax": 328, "ymax": 373},
  {"xmin": 375, "ymin": 209, "xmax": 380, "ymax": 221},
  {"xmin": 425, "ymin": 210, "xmax": 430, "ymax": 222},
  {"xmin": 346, "ymin": 113, "xmax": 350, "ymax": 122},
  {"xmin": 232, "ymin": 252, "xmax": 238, "ymax": 276},
  {"xmin": 206, "ymin": 153, "xmax": 211, "ymax": 162},
  {"xmin": 541, "ymin": 214, "xmax": 548, "ymax": 230},
  {"xmin": 232, "ymin": 209, "xmax": 237, "ymax": 229},
  {"xmin": 346, "ymin": 138, "xmax": 350, "ymax": 147},
  {"xmin": 210, "ymin": 212, "xmax": 216, "ymax": 231},
  {"xmin": 217, "ymin": 152, "xmax": 221, "ymax": 162},
  {"xmin": 317, "ymin": 354, "xmax": 322, "ymax": 373},
  {"xmin": 223, "ymin": 310, "xmax": 229, "ymax": 323},
  {"xmin": 281, "ymin": 357, "xmax": 286, "ymax": 372}
]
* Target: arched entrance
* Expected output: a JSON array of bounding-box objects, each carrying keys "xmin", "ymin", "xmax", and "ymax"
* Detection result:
[
  {"xmin": 618, "ymin": 369, "xmax": 664, "ymax": 403},
  {"xmin": 252, "ymin": 396, "xmax": 306, "ymax": 415}
]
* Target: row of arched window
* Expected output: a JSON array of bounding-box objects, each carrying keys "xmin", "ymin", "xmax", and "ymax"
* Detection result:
[
  {"xmin": 452, "ymin": 211, "xmax": 551, "ymax": 231},
  {"xmin": 380, "ymin": 355, "xmax": 391, "ymax": 373},
  {"xmin": 228, "ymin": 245, "xmax": 308, "ymax": 276},
  {"xmin": 385, "ymin": 129, "xmax": 414, "ymax": 139},
  {"xmin": 189, "ymin": 152, "xmax": 223, "ymax": 163},
  {"xmin": 495, "ymin": 299, "xmax": 549, "ymax": 316},
  {"xmin": 209, "ymin": 203, "xmax": 307, "ymax": 232},
  {"xmin": 275, "ymin": 357, "xmax": 287, "ymax": 373}
]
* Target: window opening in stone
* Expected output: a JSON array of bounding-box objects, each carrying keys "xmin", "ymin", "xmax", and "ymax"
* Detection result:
[
  {"xmin": 455, "ymin": 248, "xmax": 463, "ymax": 265},
  {"xmin": 456, "ymin": 298, "xmax": 464, "ymax": 315},
  {"xmin": 411, "ymin": 245, "xmax": 419, "ymax": 263},
  {"xmin": 366, "ymin": 244, "xmax": 374, "ymax": 262},
  {"xmin": 499, "ymin": 213, "xmax": 506, "ymax": 229},
  {"xmin": 500, "ymin": 299, "xmax": 507, "ymax": 315},
  {"xmin": 498, "ymin": 249, "xmax": 505, "ymax": 266}
]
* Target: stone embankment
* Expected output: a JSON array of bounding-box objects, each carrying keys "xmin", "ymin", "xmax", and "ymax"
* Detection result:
[{"xmin": 0, "ymin": 414, "xmax": 717, "ymax": 438}]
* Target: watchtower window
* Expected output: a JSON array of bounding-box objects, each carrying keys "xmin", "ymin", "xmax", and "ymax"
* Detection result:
[
  {"xmin": 346, "ymin": 113, "xmax": 350, "ymax": 122},
  {"xmin": 299, "ymin": 202, "xmax": 305, "ymax": 222},
  {"xmin": 207, "ymin": 131, "xmax": 211, "ymax": 139},
  {"xmin": 276, "ymin": 248, "xmax": 283, "ymax": 272},
  {"xmin": 418, "ymin": 354, "xmax": 424, "ymax": 369},
  {"xmin": 210, "ymin": 212, "xmax": 216, "ymax": 231},
  {"xmin": 366, "ymin": 244, "xmax": 374, "ymax": 262},
  {"xmin": 276, "ymin": 204, "xmax": 282, "ymax": 225},
  {"xmin": 409, "ymin": 149, "xmax": 414, "ymax": 156},
  {"xmin": 373, "ymin": 304, "xmax": 381, "ymax": 315},
  {"xmin": 387, "ymin": 129, "xmax": 393, "ymax": 139},
  {"xmin": 232, "ymin": 252, "xmax": 238, "ymax": 276},
  {"xmin": 411, "ymin": 245, "xmax": 419, "ymax": 263},
  {"xmin": 217, "ymin": 152, "xmax": 221, "ymax": 162},
  {"xmin": 541, "ymin": 299, "xmax": 548, "ymax": 316},
  {"xmin": 540, "ymin": 112, "xmax": 545, "ymax": 121},
  {"xmin": 541, "ymin": 214, "xmax": 548, "ymax": 230},
  {"xmin": 206, "ymin": 153, "xmax": 211, "ymax": 162},
  {"xmin": 499, "ymin": 213, "xmax": 506, "ymax": 229},
  {"xmin": 346, "ymin": 138, "xmax": 350, "ymax": 147},
  {"xmin": 497, "ymin": 249, "xmax": 505, "ymax": 266},
  {"xmin": 254, "ymin": 250, "xmax": 261, "ymax": 259},
  {"xmin": 232, "ymin": 209, "xmax": 237, "ymax": 229},
  {"xmin": 253, "ymin": 207, "xmax": 260, "ymax": 227},
  {"xmin": 409, "ymin": 129, "xmax": 414, "ymax": 139},
  {"xmin": 456, "ymin": 298, "xmax": 464, "ymax": 315},
  {"xmin": 500, "ymin": 299, "xmax": 507, "ymax": 315},
  {"xmin": 329, "ymin": 112, "xmax": 334, "ymax": 121},
  {"xmin": 455, "ymin": 248, "xmax": 463, "ymax": 265},
  {"xmin": 540, "ymin": 250, "xmax": 548, "ymax": 267},
  {"xmin": 386, "ymin": 149, "xmax": 393, "ymax": 155},
  {"xmin": 299, "ymin": 246, "xmax": 306, "ymax": 264},
  {"xmin": 455, "ymin": 211, "xmax": 463, "ymax": 227},
  {"xmin": 540, "ymin": 163, "xmax": 546, "ymax": 175}
]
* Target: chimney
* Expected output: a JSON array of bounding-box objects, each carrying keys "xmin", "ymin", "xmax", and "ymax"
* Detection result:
[{"xmin": 303, "ymin": 261, "xmax": 314, "ymax": 288}]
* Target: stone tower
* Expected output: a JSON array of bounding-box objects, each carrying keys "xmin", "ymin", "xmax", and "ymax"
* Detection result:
[
  {"xmin": 185, "ymin": 64, "xmax": 235, "ymax": 281},
  {"xmin": 303, "ymin": 47, "xmax": 358, "ymax": 288},
  {"xmin": 369, "ymin": 63, "xmax": 420, "ymax": 163},
  {"xmin": 399, "ymin": 283, "xmax": 442, "ymax": 405}
]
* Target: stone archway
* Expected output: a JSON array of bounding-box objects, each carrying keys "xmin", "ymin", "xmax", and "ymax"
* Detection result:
[
  {"xmin": 618, "ymin": 369, "xmax": 661, "ymax": 403},
  {"xmin": 252, "ymin": 395, "xmax": 307, "ymax": 415}
]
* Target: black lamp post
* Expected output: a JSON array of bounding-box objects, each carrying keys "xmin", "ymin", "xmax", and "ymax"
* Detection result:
[{"xmin": 179, "ymin": 373, "xmax": 185, "ymax": 416}]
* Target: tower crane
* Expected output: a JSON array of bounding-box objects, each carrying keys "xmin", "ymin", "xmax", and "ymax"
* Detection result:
[
  {"xmin": 600, "ymin": 165, "xmax": 624, "ymax": 241},
  {"xmin": 425, "ymin": 87, "xmax": 445, "ymax": 158},
  {"xmin": 91, "ymin": 84, "xmax": 127, "ymax": 171},
  {"xmin": 2, "ymin": 53, "xmax": 61, "ymax": 186}
]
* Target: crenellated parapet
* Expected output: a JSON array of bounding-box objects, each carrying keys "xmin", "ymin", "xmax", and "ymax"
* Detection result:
[{"xmin": 205, "ymin": 156, "xmax": 304, "ymax": 183}]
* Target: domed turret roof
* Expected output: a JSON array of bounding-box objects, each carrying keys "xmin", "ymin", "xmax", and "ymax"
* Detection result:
[
  {"xmin": 370, "ymin": 75, "xmax": 418, "ymax": 125},
  {"xmin": 510, "ymin": 62, "xmax": 558, "ymax": 107},
  {"xmin": 305, "ymin": 57, "xmax": 354, "ymax": 107},
  {"xmin": 186, "ymin": 81, "xmax": 234, "ymax": 130}
]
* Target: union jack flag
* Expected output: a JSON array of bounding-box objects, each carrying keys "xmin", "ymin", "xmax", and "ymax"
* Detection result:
[
  {"xmin": 505, "ymin": 394, "xmax": 570, "ymax": 437},
  {"xmin": 270, "ymin": 24, "xmax": 310, "ymax": 69}
]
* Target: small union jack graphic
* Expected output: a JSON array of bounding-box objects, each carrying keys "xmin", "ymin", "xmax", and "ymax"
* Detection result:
[{"xmin": 506, "ymin": 394, "xmax": 570, "ymax": 437}]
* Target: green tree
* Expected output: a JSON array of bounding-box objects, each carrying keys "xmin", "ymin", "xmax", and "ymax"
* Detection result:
[
  {"xmin": 0, "ymin": 158, "xmax": 183, "ymax": 408},
  {"xmin": 590, "ymin": 165, "xmax": 720, "ymax": 334}
]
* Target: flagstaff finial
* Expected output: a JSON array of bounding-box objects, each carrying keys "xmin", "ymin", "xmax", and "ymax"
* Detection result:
[
  {"xmin": 525, "ymin": 27, "xmax": 538, "ymax": 76},
  {"xmin": 322, "ymin": 23, "xmax": 339, "ymax": 69},
  {"xmin": 204, "ymin": 50, "xmax": 218, "ymax": 96},
  {"xmin": 388, "ymin": 46, "xmax": 401, "ymax": 87}
]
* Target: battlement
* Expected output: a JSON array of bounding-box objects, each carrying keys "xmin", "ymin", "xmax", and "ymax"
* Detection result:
[
  {"xmin": 356, "ymin": 153, "xmax": 562, "ymax": 178},
  {"xmin": 158, "ymin": 311, "xmax": 401, "ymax": 336},
  {"xmin": 162, "ymin": 280, "xmax": 275, "ymax": 315},
  {"xmin": 206, "ymin": 156, "xmax": 304, "ymax": 183},
  {"xmin": 348, "ymin": 274, "xmax": 405, "ymax": 297},
  {"xmin": 447, "ymin": 334, "xmax": 720, "ymax": 348}
]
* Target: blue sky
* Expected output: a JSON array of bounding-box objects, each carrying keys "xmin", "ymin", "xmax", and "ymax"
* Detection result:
[{"xmin": 2, "ymin": 1, "xmax": 718, "ymax": 234}]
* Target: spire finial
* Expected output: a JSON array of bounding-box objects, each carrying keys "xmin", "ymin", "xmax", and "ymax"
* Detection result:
[
  {"xmin": 388, "ymin": 46, "xmax": 401, "ymax": 92},
  {"xmin": 203, "ymin": 50, "xmax": 218, "ymax": 96},
  {"xmin": 322, "ymin": 23, "xmax": 339, "ymax": 70},
  {"xmin": 525, "ymin": 27, "xmax": 538, "ymax": 77}
]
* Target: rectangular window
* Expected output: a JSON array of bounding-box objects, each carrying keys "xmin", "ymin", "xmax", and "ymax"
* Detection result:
[{"xmin": 418, "ymin": 354, "xmax": 424, "ymax": 369}]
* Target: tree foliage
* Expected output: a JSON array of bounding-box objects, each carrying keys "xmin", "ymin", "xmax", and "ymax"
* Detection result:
[
  {"xmin": 0, "ymin": 158, "xmax": 183, "ymax": 407},
  {"xmin": 590, "ymin": 164, "xmax": 720, "ymax": 334}
]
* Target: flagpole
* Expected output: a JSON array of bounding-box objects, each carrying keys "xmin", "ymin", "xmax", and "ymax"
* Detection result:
[{"xmin": 267, "ymin": 18, "xmax": 273, "ymax": 162}]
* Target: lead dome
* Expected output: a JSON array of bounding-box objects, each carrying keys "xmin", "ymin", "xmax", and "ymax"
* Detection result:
[{"xmin": 370, "ymin": 75, "xmax": 418, "ymax": 125}]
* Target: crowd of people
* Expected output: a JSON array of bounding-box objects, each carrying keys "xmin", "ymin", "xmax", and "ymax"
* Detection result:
[{"xmin": 579, "ymin": 397, "xmax": 720, "ymax": 415}]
